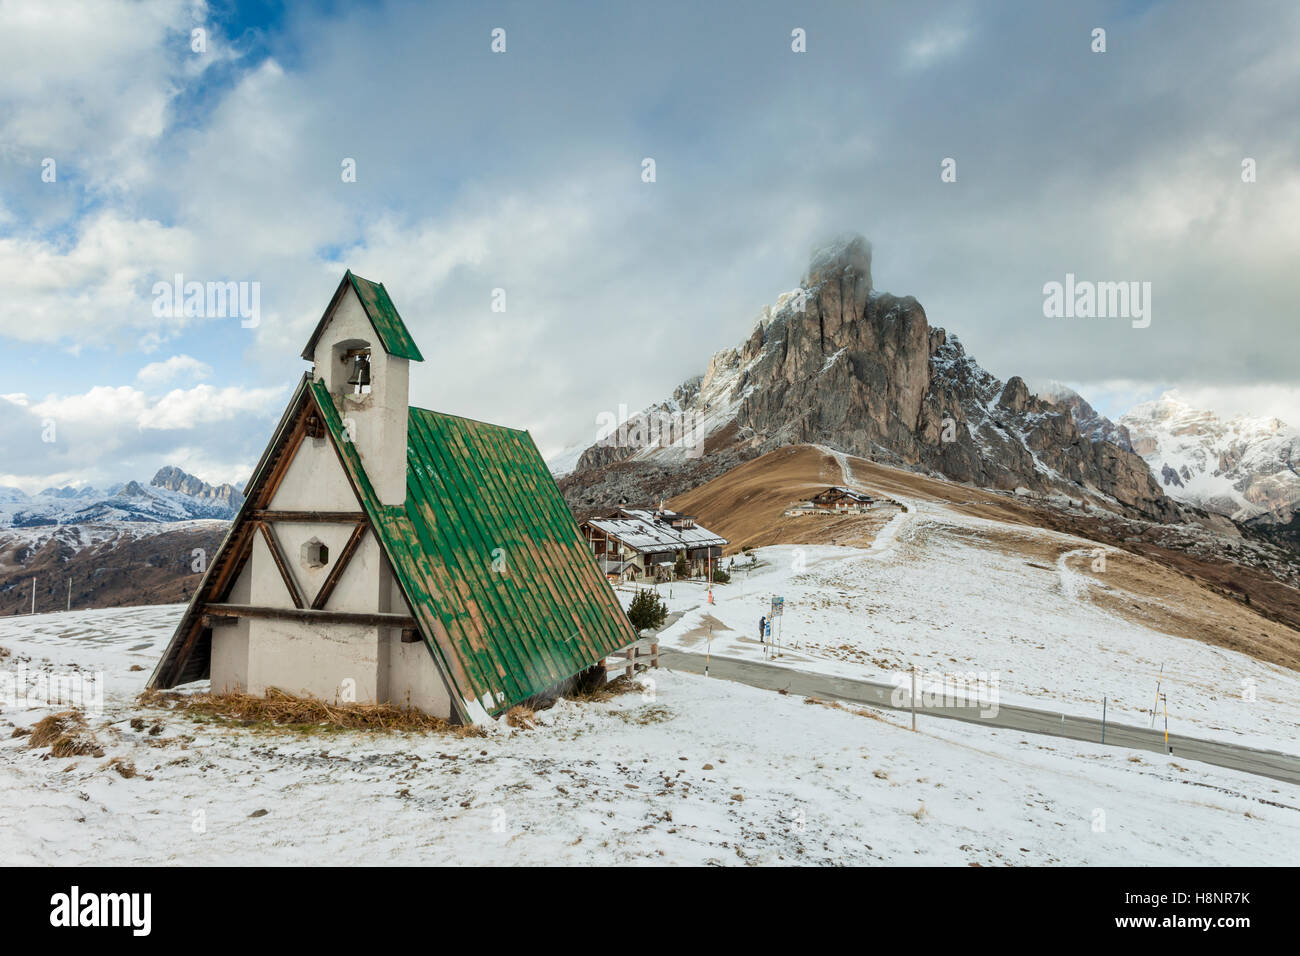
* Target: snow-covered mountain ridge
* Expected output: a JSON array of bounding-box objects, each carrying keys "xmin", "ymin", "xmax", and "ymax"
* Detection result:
[
  {"xmin": 1118, "ymin": 393, "xmax": 1300, "ymax": 525},
  {"xmin": 0, "ymin": 466, "xmax": 244, "ymax": 529}
]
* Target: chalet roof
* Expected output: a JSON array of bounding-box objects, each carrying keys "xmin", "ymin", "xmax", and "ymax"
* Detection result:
[
  {"xmin": 585, "ymin": 509, "xmax": 728, "ymax": 554},
  {"xmin": 815, "ymin": 485, "xmax": 874, "ymax": 501},
  {"xmin": 149, "ymin": 375, "xmax": 636, "ymax": 722},
  {"xmin": 300, "ymin": 271, "xmax": 425, "ymax": 362}
]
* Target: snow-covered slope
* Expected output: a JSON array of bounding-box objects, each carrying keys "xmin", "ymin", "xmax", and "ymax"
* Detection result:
[
  {"xmin": 1120, "ymin": 393, "xmax": 1300, "ymax": 524},
  {"xmin": 2, "ymin": 603, "xmax": 1297, "ymax": 865}
]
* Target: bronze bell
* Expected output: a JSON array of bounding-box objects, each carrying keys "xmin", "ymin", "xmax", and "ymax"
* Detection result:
[{"xmin": 346, "ymin": 353, "xmax": 371, "ymax": 387}]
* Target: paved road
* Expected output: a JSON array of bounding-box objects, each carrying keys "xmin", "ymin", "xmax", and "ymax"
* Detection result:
[{"xmin": 659, "ymin": 648, "xmax": 1300, "ymax": 786}]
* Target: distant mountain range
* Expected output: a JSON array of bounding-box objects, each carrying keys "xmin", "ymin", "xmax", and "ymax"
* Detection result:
[
  {"xmin": 0, "ymin": 466, "xmax": 244, "ymax": 528},
  {"xmin": 1118, "ymin": 394, "xmax": 1300, "ymax": 526}
]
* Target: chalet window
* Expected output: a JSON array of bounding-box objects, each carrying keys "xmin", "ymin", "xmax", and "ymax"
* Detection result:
[{"xmin": 300, "ymin": 538, "xmax": 330, "ymax": 569}]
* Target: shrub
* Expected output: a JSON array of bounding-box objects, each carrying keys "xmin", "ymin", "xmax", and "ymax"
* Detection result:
[
  {"xmin": 627, "ymin": 588, "xmax": 668, "ymax": 632},
  {"xmin": 711, "ymin": 568, "xmax": 731, "ymax": 584}
]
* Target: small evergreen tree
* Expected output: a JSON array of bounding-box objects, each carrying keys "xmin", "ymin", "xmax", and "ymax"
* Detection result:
[
  {"xmin": 627, "ymin": 588, "xmax": 668, "ymax": 632},
  {"xmin": 711, "ymin": 568, "xmax": 730, "ymax": 584}
]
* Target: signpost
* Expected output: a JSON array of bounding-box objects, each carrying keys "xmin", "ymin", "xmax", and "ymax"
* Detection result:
[
  {"xmin": 1150, "ymin": 663, "xmax": 1164, "ymax": 728},
  {"xmin": 769, "ymin": 596, "xmax": 784, "ymax": 658}
]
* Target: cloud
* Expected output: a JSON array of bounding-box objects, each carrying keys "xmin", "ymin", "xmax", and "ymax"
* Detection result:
[
  {"xmin": 0, "ymin": 0, "xmax": 233, "ymax": 195},
  {"xmin": 0, "ymin": 211, "xmax": 198, "ymax": 348},
  {"xmin": 137, "ymin": 354, "xmax": 213, "ymax": 386},
  {"xmin": 2, "ymin": 0, "xmax": 1300, "ymax": 488},
  {"xmin": 137, "ymin": 383, "xmax": 287, "ymax": 430},
  {"xmin": 0, "ymin": 381, "xmax": 288, "ymax": 493},
  {"xmin": 904, "ymin": 24, "xmax": 970, "ymax": 69}
]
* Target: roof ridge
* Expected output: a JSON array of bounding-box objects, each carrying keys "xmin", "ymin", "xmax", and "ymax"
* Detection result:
[{"xmin": 408, "ymin": 404, "xmax": 530, "ymax": 434}]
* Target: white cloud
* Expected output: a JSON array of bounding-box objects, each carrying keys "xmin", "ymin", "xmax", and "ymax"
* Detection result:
[
  {"xmin": 138, "ymin": 383, "xmax": 287, "ymax": 430},
  {"xmin": 1159, "ymin": 385, "xmax": 1300, "ymax": 429},
  {"xmin": 0, "ymin": 211, "xmax": 197, "ymax": 347},
  {"xmin": 2, "ymin": 0, "xmax": 1299, "ymax": 489},
  {"xmin": 0, "ymin": 380, "xmax": 288, "ymax": 494},
  {"xmin": 904, "ymin": 24, "xmax": 970, "ymax": 69},
  {"xmin": 136, "ymin": 354, "xmax": 213, "ymax": 386},
  {"xmin": 0, "ymin": 0, "xmax": 230, "ymax": 192}
]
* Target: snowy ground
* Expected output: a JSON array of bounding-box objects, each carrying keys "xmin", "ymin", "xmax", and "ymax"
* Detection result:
[
  {"xmin": 632, "ymin": 503, "xmax": 1300, "ymax": 755},
  {"xmin": 1, "ymin": 604, "xmax": 1297, "ymax": 865}
]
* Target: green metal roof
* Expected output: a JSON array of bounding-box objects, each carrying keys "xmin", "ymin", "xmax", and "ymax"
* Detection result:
[
  {"xmin": 301, "ymin": 272, "xmax": 425, "ymax": 362},
  {"xmin": 308, "ymin": 379, "xmax": 636, "ymax": 719}
]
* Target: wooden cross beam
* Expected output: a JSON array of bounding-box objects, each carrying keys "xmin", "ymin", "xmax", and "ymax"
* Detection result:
[{"xmin": 311, "ymin": 521, "xmax": 368, "ymax": 610}]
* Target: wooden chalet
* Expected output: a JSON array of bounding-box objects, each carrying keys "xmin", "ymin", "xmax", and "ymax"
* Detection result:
[{"xmin": 579, "ymin": 507, "xmax": 727, "ymax": 583}]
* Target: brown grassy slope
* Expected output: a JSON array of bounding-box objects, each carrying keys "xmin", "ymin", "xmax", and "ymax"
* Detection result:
[
  {"xmin": 0, "ymin": 525, "xmax": 226, "ymax": 616},
  {"xmin": 669, "ymin": 444, "xmax": 1300, "ymax": 670},
  {"xmin": 668, "ymin": 446, "xmax": 901, "ymax": 551}
]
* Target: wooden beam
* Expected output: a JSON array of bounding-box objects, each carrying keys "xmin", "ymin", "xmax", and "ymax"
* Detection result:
[
  {"xmin": 310, "ymin": 521, "xmax": 368, "ymax": 610},
  {"xmin": 256, "ymin": 419, "xmax": 307, "ymax": 509},
  {"xmin": 250, "ymin": 510, "xmax": 367, "ymax": 523},
  {"xmin": 257, "ymin": 521, "xmax": 305, "ymax": 609},
  {"xmin": 203, "ymin": 603, "xmax": 416, "ymax": 629},
  {"xmin": 202, "ymin": 614, "xmax": 238, "ymax": 628}
]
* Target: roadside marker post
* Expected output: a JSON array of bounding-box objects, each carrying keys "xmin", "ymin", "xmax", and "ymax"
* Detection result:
[
  {"xmin": 1101, "ymin": 696, "xmax": 1107, "ymax": 745},
  {"xmin": 1151, "ymin": 663, "xmax": 1164, "ymax": 728},
  {"xmin": 909, "ymin": 665, "xmax": 920, "ymax": 733}
]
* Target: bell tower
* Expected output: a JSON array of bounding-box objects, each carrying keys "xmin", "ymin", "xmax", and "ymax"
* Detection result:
[{"xmin": 302, "ymin": 272, "xmax": 424, "ymax": 506}]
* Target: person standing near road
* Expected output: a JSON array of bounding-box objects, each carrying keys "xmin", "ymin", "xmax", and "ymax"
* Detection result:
[{"xmin": 758, "ymin": 614, "xmax": 766, "ymax": 643}]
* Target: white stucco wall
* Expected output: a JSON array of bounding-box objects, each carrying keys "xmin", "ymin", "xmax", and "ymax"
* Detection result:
[{"xmin": 210, "ymin": 561, "xmax": 251, "ymax": 694}]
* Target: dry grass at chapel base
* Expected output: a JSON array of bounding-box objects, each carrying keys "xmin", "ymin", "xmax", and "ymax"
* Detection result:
[
  {"xmin": 27, "ymin": 710, "xmax": 104, "ymax": 758},
  {"xmin": 137, "ymin": 687, "xmax": 486, "ymax": 737},
  {"xmin": 130, "ymin": 673, "xmax": 650, "ymax": 738},
  {"xmin": 562, "ymin": 673, "xmax": 645, "ymax": 704}
]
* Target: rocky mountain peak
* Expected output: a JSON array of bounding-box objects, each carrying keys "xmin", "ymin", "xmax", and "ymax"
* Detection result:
[
  {"xmin": 565, "ymin": 234, "xmax": 1183, "ymax": 524},
  {"xmin": 151, "ymin": 465, "xmax": 242, "ymax": 507},
  {"xmin": 804, "ymin": 233, "xmax": 873, "ymax": 290},
  {"xmin": 1031, "ymin": 381, "xmax": 1133, "ymax": 452}
]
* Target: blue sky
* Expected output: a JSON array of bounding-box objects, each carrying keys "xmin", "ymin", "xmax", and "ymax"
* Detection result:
[{"xmin": 1, "ymin": 0, "xmax": 1298, "ymax": 491}]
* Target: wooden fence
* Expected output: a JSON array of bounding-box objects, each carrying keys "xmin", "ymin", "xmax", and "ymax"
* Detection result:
[{"xmin": 600, "ymin": 637, "xmax": 660, "ymax": 679}]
